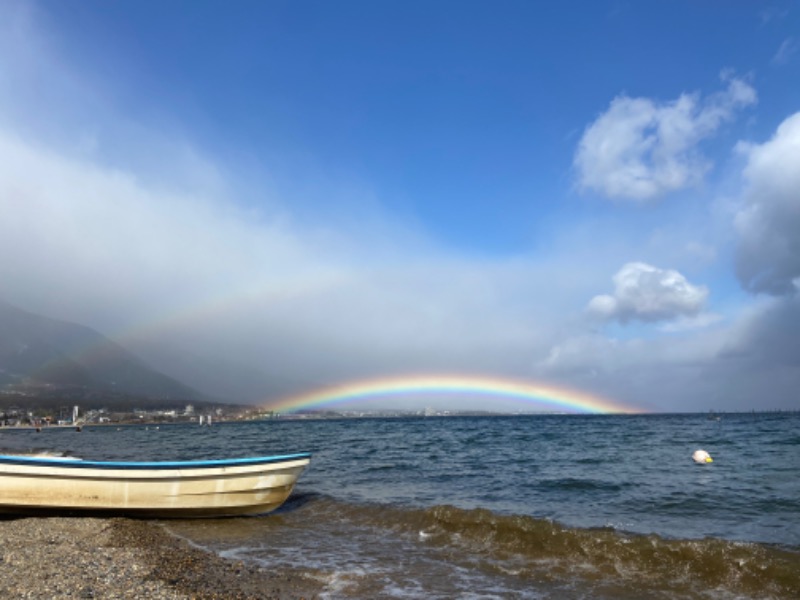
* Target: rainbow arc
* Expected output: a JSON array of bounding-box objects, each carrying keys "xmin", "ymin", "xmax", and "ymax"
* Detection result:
[{"xmin": 263, "ymin": 374, "xmax": 643, "ymax": 414}]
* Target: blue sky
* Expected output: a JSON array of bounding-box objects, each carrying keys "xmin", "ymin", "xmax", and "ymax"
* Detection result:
[{"xmin": 1, "ymin": 1, "xmax": 799, "ymax": 411}]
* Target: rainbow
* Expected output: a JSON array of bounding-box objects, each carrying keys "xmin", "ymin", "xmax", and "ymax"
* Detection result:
[{"xmin": 263, "ymin": 374, "xmax": 644, "ymax": 414}]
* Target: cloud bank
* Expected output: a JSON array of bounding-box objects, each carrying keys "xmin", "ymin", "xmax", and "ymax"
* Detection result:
[{"xmin": 0, "ymin": 126, "xmax": 561, "ymax": 403}]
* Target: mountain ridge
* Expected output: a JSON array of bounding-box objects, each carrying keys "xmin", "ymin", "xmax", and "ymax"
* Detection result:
[{"xmin": 0, "ymin": 299, "xmax": 207, "ymax": 403}]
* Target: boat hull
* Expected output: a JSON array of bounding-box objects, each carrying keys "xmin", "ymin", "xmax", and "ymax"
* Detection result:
[{"xmin": 0, "ymin": 453, "xmax": 311, "ymax": 518}]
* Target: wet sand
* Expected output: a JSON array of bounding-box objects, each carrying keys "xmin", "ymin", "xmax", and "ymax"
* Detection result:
[{"xmin": 0, "ymin": 517, "xmax": 322, "ymax": 599}]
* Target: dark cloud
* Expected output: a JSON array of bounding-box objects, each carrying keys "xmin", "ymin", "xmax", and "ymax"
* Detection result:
[
  {"xmin": 719, "ymin": 296, "xmax": 800, "ymax": 367},
  {"xmin": 735, "ymin": 112, "xmax": 800, "ymax": 296}
]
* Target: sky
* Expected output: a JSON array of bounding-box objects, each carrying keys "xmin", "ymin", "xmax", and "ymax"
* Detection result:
[{"xmin": 1, "ymin": 0, "xmax": 799, "ymax": 412}]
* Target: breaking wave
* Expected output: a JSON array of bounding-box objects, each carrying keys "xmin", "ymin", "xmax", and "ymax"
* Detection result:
[{"xmin": 298, "ymin": 496, "xmax": 800, "ymax": 599}]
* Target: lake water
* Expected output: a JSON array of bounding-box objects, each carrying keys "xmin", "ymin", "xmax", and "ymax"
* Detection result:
[{"xmin": 2, "ymin": 413, "xmax": 799, "ymax": 598}]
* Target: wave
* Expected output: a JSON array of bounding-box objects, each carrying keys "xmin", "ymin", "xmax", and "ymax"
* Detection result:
[
  {"xmin": 533, "ymin": 477, "xmax": 632, "ymax": 493},
  {"xmin": 296, "ymin": 495, "xmax": 800, "ymax": 599}
]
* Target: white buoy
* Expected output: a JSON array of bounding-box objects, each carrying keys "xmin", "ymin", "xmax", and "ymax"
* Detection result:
[{"xmin": 692, "ymin": 449, "xmax": 713, "ymax": 464}]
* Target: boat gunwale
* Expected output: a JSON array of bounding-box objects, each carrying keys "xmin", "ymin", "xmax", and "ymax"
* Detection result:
[{"xmin": 0, "ymin": 452, "xmax": 312, "ymax": 470}]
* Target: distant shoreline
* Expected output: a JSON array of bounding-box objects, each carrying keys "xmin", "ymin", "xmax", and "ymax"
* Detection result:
[{"xmin": 1, "ymin": 408, "xmax": 798, "ymax": 433}]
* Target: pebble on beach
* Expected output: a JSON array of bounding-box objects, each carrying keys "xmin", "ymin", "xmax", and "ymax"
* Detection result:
[{"xmin": 0, "ymin": 517, "xmax": 322, "ymax": 599}]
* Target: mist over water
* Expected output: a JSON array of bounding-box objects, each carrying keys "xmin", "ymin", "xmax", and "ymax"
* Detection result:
[{"xmin": 3, "ymin": 413, "xmax": 799, "ymax": 598}]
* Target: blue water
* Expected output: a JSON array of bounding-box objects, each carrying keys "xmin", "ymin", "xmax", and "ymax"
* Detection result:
[{"xmin": 2, "ymin": 413, "xmax": 799, "ymax": 598}]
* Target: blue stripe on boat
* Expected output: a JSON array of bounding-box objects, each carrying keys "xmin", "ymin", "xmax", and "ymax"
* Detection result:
[{"xmin": 0, "ymin": 453, "xmax": 312, "ymax": 470}]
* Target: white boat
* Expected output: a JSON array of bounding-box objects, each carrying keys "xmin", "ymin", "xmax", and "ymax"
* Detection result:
[{"xmin": 0, "ymin": 452, "xmax": 311, "ymax": 518}]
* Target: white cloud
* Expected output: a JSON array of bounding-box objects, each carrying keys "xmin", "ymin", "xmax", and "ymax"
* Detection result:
[
  {"xmin": 759, "ymin": 7, "xmax": 789, "ymax": 25},
  {"xmin": 538, "ymin": 334, "xmax": 625, "ymax": 375},
  {"xmin": 772, "ymin": 37, "xmax": 798, "ymax": 65},
  {"xmin": 587, "ymin": 262, "xmax": 708, "ymax": 323},
  {"xmin": 734, "ymin": 112, "xmax": 800, "ymax": 296},
  {"xmin": 658, "ymin": 312, "xmax": 722, "ymax": 333},
  {"xmin": 684, "ymin": 241, "xmax": 718, "ymax": 265},
  {"xmin": 574, "ymin": 75, "xmax": 757, "ymax": 202}
]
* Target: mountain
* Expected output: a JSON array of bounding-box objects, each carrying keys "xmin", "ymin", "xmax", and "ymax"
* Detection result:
[{"xmin": 0, "ymin": 299, "xmax": 206, "ymax": 402}]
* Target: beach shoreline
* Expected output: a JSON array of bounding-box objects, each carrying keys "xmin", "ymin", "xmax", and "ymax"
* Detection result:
[{"xmin": 0, "ymin": 517, "xmax": 322, "ymax": 599}]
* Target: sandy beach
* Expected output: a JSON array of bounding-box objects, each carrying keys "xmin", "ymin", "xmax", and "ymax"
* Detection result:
[{"xmin": 0, "ymin": 517, "xmax": 322, "ymax": 599}]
